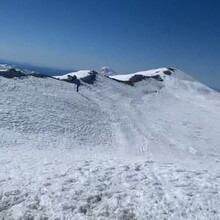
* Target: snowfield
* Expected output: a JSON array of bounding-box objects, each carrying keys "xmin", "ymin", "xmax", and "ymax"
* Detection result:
[{"xmin": 0, "ymin": 67, "xmax": 220, "ymax": 219}]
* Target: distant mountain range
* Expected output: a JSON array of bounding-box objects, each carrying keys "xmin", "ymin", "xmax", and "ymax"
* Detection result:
[
  {"xmin": 0, "ymin": 58, "xmax": 75, "ymax": 76},
  {"xmin": 1, "ymin": 58, "xmax": 219, "ymax": 93}
]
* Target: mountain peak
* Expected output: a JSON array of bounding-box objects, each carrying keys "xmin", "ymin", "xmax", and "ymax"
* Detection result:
[{"xmin": 99, "ymin": 66, "xmax": 116, "ymax": 75}]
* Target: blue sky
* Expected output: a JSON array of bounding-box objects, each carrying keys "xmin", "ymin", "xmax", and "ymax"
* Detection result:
[{"xmin": 0, "ymin": 0, "xmax": 219, "ymax": 88}]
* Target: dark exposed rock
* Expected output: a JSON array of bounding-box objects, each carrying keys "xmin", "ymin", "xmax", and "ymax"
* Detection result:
[
  {"xmin": 163, "ymin": 70, "xmax": 172, "ymax": 76},
  {"xmin": 110, "ymin": 74, "xmax": 163, "ymax": 86},
  {"xmin": 62, "ymin": 75, "xmax": 76, "ymax": 83},
  {"xmin": 151, "ymin": 75, "xmax": 163, "ymax": 81},
  {"xmin": 167, "ymin": 67, "xmax": 177, "ymax": 72},
  {"xmin": 81, "ymin": 70, "xmax": 98, "ymax": 84},
  {"xmin": 129, "ymin": 74, "xmax": 146, "ymax": 85},
  {"xmin": 163, "ymin": 67, "xmax": 177, "ymax": 76},
  {"xmin": 0, "ymin": 68, "xmax": 50, "ymax": 79},
  {"xmin": 0, "ymin": 68, "xmax": 26, "ymax": 78}
]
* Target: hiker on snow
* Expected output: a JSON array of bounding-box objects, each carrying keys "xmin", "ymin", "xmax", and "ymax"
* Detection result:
[
  {"xmin": 75, "ymin": 76, "xmax": 80, "ymax": 92},
  {"xmin": 67, "ymin": 75, "xmax": 81, "ymax": 92}
]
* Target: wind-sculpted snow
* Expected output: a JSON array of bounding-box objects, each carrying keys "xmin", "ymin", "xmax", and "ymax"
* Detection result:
[
  {"xmin": 1, "ymin": 148, "xmax": 220, "ymax": 219},
  {"xmin": 0, "ymin": 67, "xmax": 220, "ymax": 219}
]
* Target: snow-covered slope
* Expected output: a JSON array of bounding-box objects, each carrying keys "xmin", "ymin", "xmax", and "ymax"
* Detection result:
[{"xmin": 1, "ymin": 67, "xmax": 220, "ymax": 219}]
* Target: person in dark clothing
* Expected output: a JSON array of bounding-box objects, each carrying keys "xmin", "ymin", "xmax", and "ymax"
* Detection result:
[
  {"xmin": 76, "ymin": 78, "xmax": 80, "ymax": 92},
  {"xmin": 72, "ymin": 75, "xmax": 80, "ymax": 92},
  {"xmin": 67, "ymin": 75, "xmax": 81, "ymax": 92}
]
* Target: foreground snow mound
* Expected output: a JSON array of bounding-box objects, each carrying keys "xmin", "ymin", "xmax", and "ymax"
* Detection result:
[{"xmin": 1, "ymin": 148, "xmax": 220, "ymax": 220}]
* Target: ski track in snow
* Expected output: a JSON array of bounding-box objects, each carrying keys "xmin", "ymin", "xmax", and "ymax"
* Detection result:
[{"xmin": 1, "ymin": 71, "xmax": 220, "ymax": 219}]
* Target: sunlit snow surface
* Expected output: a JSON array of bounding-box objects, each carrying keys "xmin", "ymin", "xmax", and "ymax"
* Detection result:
[
  {"xmin": 1, "ymin": 68, "xmax": 220, "ymax": 219},
  {"xmin": 54, "ymin": 70, "xmax": 91, "ymax": 80}
]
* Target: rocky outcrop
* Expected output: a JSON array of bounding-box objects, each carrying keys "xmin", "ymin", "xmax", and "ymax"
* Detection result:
[
  {"xmin": 0, "ymin": 68, "xmax": 26, "ymax": 78},
  {"xmin": 0, "ymin": 67, "xmax": 50, "ymax": 79},
  {"xmin": 110, "ymin": 74, "xmax": 163, "ymax": 86},
  {"xmin": 163, "ymin": 68, "xmax": 177, "ymax": 76},
  {"xmin": 80, "ymin": 71, "xmax": 98, "ymax": 84}
]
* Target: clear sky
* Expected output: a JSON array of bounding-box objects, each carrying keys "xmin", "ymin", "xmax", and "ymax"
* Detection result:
[{"xmin": 0, "ymin": 0, "xmax": 219, "ymax": 88}]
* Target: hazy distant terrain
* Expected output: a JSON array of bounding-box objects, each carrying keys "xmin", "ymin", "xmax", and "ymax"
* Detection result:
[{"xmin": 0, "ymin": 59, "xmax": 74, "ymax": 76}]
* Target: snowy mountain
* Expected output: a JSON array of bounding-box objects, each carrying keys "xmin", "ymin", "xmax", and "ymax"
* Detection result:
[
  {"xmin": 1, "ymin": 66, "xmax": 220, "ymax": 219},
  {"xmin": 98, "ymin": 66, "xmax": 116, "ymax": 75}
]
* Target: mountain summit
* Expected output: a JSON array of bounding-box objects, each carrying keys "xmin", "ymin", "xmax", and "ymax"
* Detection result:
[{"xmin": 99, "ymin": 66, "xmax": 116, "ymax": 75}]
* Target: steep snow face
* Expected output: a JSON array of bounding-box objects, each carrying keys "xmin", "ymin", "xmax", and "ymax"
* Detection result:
[
  {"xmin": 54, "ymin": 70, "xmax": 91, "ymax": 80},
  {"xmin": 98, "ymin": 66, "xmax": 116, "ymax": 75},
  {"xmin": 1, "ymin": 67, "xmax": 220, "ymax": 219}
]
